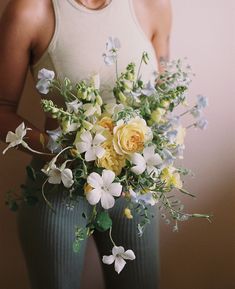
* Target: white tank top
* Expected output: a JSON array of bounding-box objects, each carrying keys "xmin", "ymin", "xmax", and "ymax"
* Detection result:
[{"xmin": 30, "ymin": 0, "xmax": 158, "ymax": 107}]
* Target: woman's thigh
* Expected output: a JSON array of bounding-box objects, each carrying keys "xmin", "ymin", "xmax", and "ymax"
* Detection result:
[
  {"xmin": 17, "ymin": 191, "xmax": 92, "ymax": 289},
  {"xmin": 94, "ymin": 198, "xmax": 160, "ymax": 289}
]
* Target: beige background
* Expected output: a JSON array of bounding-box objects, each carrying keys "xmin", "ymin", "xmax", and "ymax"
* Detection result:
[{"xmin": 0, "ymin": 1, "xmax": 234, "ymax": 289}]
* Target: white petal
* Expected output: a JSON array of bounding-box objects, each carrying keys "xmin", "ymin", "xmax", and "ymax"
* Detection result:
[
  {"xmin": 143, "ymin": 146, "xmax": 155, "ymax": 159},
  {"xmin": 38, "ymin": 68, "xmax": 55, "ymax": 80},
  {"xmin": 95, "ymin": 146, "xmax": 105, "ymax": 159},
  {"xmin": 81, "ymin": 131, "xmax": 92, "ymax": 143},
  {"xmin": 131, "ymin": 153, "xmax": 146, "ymax": 167},
  {"xmin": 48, "ymin": 169, "xmax": 62, "ymax": 184},
  {"xmin": 131, "ymin": 164, "xmax": 146, "ymax": 175},
  {"xmin": 114, "ymin": 257, "xmax": 126, "ymax": 274},
  {"xmin": 85, "ymin": 149, "xmax": 96, "ymax": 161},
  {"xmin": 86, "ymin": 188, "xmax": 101, "ymax": 205},
  {"xmin": 102, "ymin": 170, "xmax": 115, "ymax": 187},
  {"xmin": 36, "ymin": 79, "xmax": 50, "ymax": 94},
  {"xmin": 149, "ymin": 154, "xmax": 162, "ymax": 166},
  {"xmin": 109, "ymin": 183, "xmax": 122, "ymax": 197},
  {"xmin": 112, "ymin": 246, "xmax": 125, "ymax": 256},
  {"xmin": 100, "ymin": 191, "xmax": 115, "ymax": 209},
  {"xmin": 93, "ymin": 133, "xmax": 106, "ymax": 145},
  {"xmin": 5, "ymin": 131, "xmax": 17, "ymax": 143},
  {"xmin": 2, "ymin": 143, "xmax": 13, "ymax": 154},
  {"xmin": 122, "ymin": 250, "xmax": 136, "ymax": 260},
  {"xmin": 102, "ymin": 255, "xmax": 115, "ymax": 265},
  {"xmin": 76, "ymin": 142, "xmax": 90, "ymax": 154},
  {"xmin": 87, "ymin": 172, "xmax": 103, "ymax": 189},
  {"xmin": 15, "ymin": 122, "xmax": 26, "ymax": 138},
  {"xmin": 61, "ymin": 168, "xmax": 74, "ymax": 188}
]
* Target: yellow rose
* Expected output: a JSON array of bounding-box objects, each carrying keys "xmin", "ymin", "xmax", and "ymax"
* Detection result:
[
  {"xmin": 160, "ymin": 166, "xmax": 183, "ymax": 189},
  {"xmin": 97, "ymin": 138, "xmax": 126, "ymax": 176},
  {"xmin": 113, "ymin": 117, "xmax": 152, "ymax": 155},
  {"xmin": 97, "ymin": 117, "xmax": 114, "ymax": 133}
]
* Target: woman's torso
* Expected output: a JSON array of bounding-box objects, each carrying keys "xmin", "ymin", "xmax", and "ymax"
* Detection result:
[{"xmin": 30, "ymin": 0, "xmax": 158, "ymax": 127}]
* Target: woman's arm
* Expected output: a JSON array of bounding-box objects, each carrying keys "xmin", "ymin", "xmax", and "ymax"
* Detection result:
[
  {"xmin": 150, "ymin": 0, "xmax": 172, "ymax": 72},
  {"xmin": 0, "ymin": 0, "xmax": 50, "ymax": 155}
]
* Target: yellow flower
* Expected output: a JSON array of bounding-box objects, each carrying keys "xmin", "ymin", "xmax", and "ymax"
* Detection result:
[
  {"xmin": 97, "ymin": 138, "xmax": 126, "ymax": 176},
  {"xmin": 124, "ymin": 208, "xmax": 133, "ymax": 219},
  {"xmin": 113, "ymin": 117, "xmax": 152, "ymax": 155},
  {"xmin": 151, "ymin": 108, "xmax": 166, "ymax": 124},
  {"xmin": 160, "ymin": 166, "xmax": 183, "ymax": 189},
  {"xmin": 98, "ymin": 117, "xmax": 114, "ymax": 133}
]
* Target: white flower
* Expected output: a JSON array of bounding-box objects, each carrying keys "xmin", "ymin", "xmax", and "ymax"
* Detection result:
[
  {"xmin": 103, "ymin": 37, "xmax": 121, "ymax": 65},
  {"xmin": 66, "ymin": 99, "xmax": 82, "ymax": 113},
  {"xmin": 42, "ymin": 160, "xmax": 74, "ymax": 188},
  {"xmin": 131, "ymin": 146, "xmax": 162, "ymax": 175},
  {"xmin": 2, "ymin": 122, "xmax": 31, "ymax": 154},
  {"xmin": 102, "ymin": 246, "xmax": 135, "ymax": 274},
  {"xmin": 75, "ymin": 131, "xmax": 106, "ymax": 161},
  {"xmin": 36, "ymin": 68, "xmax": 55, "ymax": 94},
  {"xmin": 86, "ymin": 170, "xmax": 122, "ymax": 209}
]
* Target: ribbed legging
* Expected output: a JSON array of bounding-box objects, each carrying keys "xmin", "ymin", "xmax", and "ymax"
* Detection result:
[{"xmin": 17, "ymin": 159, "xmax": 160, "ymax": 289}]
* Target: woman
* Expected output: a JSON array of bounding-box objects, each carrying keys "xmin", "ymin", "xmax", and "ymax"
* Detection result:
[{"xmin": 0, "ymin": 0, "xmax": 172, "ymax": 288}]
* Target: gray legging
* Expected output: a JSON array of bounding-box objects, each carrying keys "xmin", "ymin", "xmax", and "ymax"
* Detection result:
[{"xmin": 17, "ymin": 159, "xmax": 160, "ymax": 289}]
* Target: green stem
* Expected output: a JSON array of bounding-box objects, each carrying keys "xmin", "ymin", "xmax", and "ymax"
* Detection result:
[
  {"xmin": 41, "ymin": 179, "xmax": 56, "ymax": 212},
  {"xmin": 109, "ymin": 227, "xmax": 116, "ymax": 247}
]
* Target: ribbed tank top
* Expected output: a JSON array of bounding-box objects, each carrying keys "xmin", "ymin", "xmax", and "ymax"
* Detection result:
[{"xmin": 30, "ymin": 0, "xmax": 158, "ymax": 107}]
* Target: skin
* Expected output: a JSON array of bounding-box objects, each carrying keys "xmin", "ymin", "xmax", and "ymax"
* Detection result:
[{"xmin": 0, "ymin": 0, "xmax": 172, "ymax": 157}]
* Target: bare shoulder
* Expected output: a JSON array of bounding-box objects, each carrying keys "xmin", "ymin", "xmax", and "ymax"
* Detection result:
[
  {"xmin": 1, "ymin": 0, "xmax": 52, "ymax": 40},
  {"xmin": 133, "ymin": 0, "xmax": 172, "ymax": 35}
]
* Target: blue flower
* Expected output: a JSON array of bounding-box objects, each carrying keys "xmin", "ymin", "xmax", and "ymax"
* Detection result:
[
  {"xmin": 196, "ymin": 95, "xmax": 208, "ymax": 109},
  {"xmin": 195, "ymin": 118, "xmax": 208, "ymax": 130}
]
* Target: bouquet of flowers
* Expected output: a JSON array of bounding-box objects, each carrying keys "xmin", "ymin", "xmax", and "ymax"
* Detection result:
[{"xmin": 3, "ymin": 37, "xmax": 211, "ymax": 273}]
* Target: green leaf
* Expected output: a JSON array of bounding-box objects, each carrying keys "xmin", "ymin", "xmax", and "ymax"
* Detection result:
[
  {"xmin": 26, "ymin": 166, "xmax": 36, "ymax": 181},
  {"xmin": 94, "ymin": 211, "xmax": 112, "ymax": 232}
]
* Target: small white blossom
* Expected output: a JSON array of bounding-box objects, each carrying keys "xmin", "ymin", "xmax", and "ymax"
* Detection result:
[
  {"xmin": 86, "ymin": 170, "xmax": 122, "ymax": 209},
  {"xmin": 75, "ymin": 131, "xmax": 106, "ymax": 161},
  {"xmin": 103, "ymin": 37, "xmax": 121, "ymax": 65},
  {"xmin": 2, "ymin": 122, "xmax": 31, "ymax": 154},
  {"xmin": 42, "ymin": 160, "xmax": 74, "ymax": 188},
  {"xmin": 102, "ymin": 246, "xmax": 136, "ymax": 274},
  {"xmin": 36, "ymin": 68, "xmax": 55, "ymax": 94},
  {"xmin": 66, "ymin": 99, "xmax": 82, "ymax": 114},
  {"xmin": 131, "ymin": 146, "xmax": 162, "ymax": 175}
]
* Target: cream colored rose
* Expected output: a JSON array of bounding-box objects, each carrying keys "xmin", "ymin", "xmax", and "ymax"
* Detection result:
[{"xmin": 113, "ymin": 117, "xmax": 152, "ymax": 155}]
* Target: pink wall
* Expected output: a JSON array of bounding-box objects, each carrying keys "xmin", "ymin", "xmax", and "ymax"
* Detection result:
[{"xmin": 0, "ymin": 1, "xmax": 234, "ymax": 289}]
